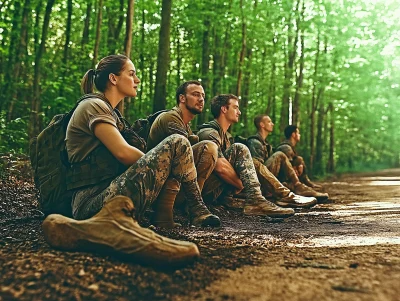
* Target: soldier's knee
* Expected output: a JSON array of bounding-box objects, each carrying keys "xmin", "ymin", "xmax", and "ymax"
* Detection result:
[
  {"xmin": 167, "ymin": 133, "xmax": 191, "ymax": 147},
  {"xmin": 274, "ymin": 151, "xmax": 287, "ymax": 160},
  {"xmin": 233, "ymin": 142, "xmax": 249, "ymax": 152},
  {"xmin": 203, "ymin": 141, "xmax": 218, "ymax": 160}
]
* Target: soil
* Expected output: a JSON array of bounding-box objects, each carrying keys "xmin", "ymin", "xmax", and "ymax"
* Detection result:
[{"xmin": 1, "ymin": 156, "xmax": 399, "ymax": 301}]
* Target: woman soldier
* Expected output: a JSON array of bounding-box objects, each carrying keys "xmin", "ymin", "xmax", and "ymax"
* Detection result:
[{"xmin": 42, "ymin": 54, "xmax": 219, "ymax": 266}]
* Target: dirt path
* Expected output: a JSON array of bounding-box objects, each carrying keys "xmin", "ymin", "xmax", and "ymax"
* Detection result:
[{"xmin": 1, "ymin": 168, "xmax": 400, "ymax": 301}]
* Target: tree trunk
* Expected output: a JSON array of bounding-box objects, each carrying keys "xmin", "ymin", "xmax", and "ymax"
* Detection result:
[
  {"xmin": 315, "ymin": 100, "xmax": 325, "ymax": 175},
  {"xmin": 236, "ymin": 0, "xmax": 246, "ymax": 97},
  {"xmin": 197, "ymin": 19, "xmax": 211, "ymax": 126},
  {"xmin": 107, "ymin": 0, "xmax": 124, "ymax": 53},
  {"xmin": 118, "ymin": 0, "xmax": 134, "ymax": 115},
  {"xmin": 309, "ymin": 32, "xmax": 321, "ymax": 174},
  {"xmin": 60, "ymin": 0, "xmax": 73, "ymax": 97},
  {"xmin": 29, "ymin": 0, "xmax": 56, "ymax": 138},
  {"xmin": 93, "ymin": 0, "xmax": 104, "ymax": 68},
  {"xmin": 153, "ymin": 0, "xmax": 172, "ymax": 113},
  {"xmin": 326, "ymin": 102, "xmax": 335, "ymax": 173},
  {"xmin": 2, "ymin": 0, "xmax": 22, "ymax": 113},
  {"xmin": 292, "ymin": 0, "xmax": 305, "ymax": 126},
  {"xmin": 81, "ymin": 1, "xmax": 92, "ymax": 47},
  {"xmin": 279, "ymin": 0, "xmax": 301, "ymax": 133},
  {"xmin": 8, "ymin": 0, "xmax": 31, "ymax": 121}
]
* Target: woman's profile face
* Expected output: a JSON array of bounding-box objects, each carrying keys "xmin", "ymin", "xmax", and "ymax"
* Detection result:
[{"xmin": 115, "ymin": 59, "xmax": 140, "ymax": 98}]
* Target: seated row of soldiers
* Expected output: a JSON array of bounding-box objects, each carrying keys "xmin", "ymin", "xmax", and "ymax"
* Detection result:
[
  {"xmin": 146, "ymin": 80, "xmax": 329, "ymax": 228},
  {"xmin": 41, "ymin": 66, "xmax": 329, "ymax": 266}
]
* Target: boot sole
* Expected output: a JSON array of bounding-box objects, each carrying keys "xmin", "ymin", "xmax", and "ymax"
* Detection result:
[
  {"xmin": 201, "ymin": 215, "xmax": 221, "ymax": 227},
  {"xmin": 276, "ymin": 199, "xmax": 317, "ymax": 209}
]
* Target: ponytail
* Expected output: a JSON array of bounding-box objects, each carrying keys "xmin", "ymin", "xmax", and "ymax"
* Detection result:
[
  {"xmin": 80, "ymin": 55, "xmax": 128, "ymax": 95},
  {"xmin": 81, "ymin": 69, "xmax": 96, "ymax": 94}
]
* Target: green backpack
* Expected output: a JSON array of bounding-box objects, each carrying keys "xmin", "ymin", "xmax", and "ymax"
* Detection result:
[{"xmin": 29, "ymin": 93, "xmax": 108, "ymax": 216}]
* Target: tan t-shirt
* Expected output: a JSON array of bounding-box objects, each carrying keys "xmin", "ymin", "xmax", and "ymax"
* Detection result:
[{"xmin": 66, "ymin": 97, "xmax": 118, "ymax": 163}]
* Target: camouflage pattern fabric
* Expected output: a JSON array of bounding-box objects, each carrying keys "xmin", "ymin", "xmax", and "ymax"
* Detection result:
[
  {"xmin": 72, "ymin": 134, "xmax": 198, "ymax": 220},
  {"xmin": 275, "ymin": 139, "xmax": 312, "ymax": 185},
  {"xmin": 197, "ymin": 121, "xmax": 266, "ymax": 203},
  {"xmin": 146, "ymin": 106, "xmax": 218, "ymax": 206},
  {"xmin": 247, "ymin": 133, "xmax": 297, "ymax": 196}
]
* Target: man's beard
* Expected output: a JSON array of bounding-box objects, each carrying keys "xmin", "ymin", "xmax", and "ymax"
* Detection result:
[{"xmin": 186, "ymin": 103, "xmax": 202, "ymax": 115}]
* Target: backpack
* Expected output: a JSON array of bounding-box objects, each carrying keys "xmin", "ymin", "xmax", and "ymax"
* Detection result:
[
  {"xmin": 29, "ymin": 93, "xmax": 110, "ymax": 216},
  {"xmin": 130, "ymin": 109, "xmax": 169, "ymax": 142}
]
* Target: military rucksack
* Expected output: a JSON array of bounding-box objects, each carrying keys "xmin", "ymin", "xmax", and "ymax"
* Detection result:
[
  {"xmin": 29, "ymin": 93, "xmax": 112, "ymax": 216},
  {"xmin": 130, "ymin": 109, "xmax": 169, "ymax": 143}
]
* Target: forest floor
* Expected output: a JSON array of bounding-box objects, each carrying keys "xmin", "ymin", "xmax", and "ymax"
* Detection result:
[{"xmin": 1, "ymin": 155, "xmax": 400, "ymax": 301}]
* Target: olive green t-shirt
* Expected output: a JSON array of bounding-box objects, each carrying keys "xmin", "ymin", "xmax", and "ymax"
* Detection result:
[
  {"xmin": 66, "ymin": 97, "xmax": 119, "ymax": 163},
  {"xmin": 146, "ymin": 106, "xmax": 192, "ymax": 151}
]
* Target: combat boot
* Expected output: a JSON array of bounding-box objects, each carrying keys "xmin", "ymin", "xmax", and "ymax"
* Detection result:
[
  {"xmin": 182, "ymin": 179, "xmax": 221, "ymax": 227},
  {"xmin": 243, "ymin": 198, "xmax": 295, "ymax": 218},
  {"xmin": 42, "ymin": 195, "xmax": 200, "ymax": 266},
  {"xmin": 152, "ymin": 178, "xmax": 182, "ymax": 229},
  {"xmin": 275, "ymin": 192, "xmax": 317, "ymax": 208},
  {"xmin": 294, "ymin": 182, "xmax": 329, "ymax": 202}
]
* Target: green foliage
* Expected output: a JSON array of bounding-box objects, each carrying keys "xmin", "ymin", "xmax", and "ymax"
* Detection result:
[
  {"xmin": 0, "ymin": 111, "xmax": 29, "ymax": 154},
  {"xmin": 0, "ymin": 0, "xmax": 399, "ymax": 176}
]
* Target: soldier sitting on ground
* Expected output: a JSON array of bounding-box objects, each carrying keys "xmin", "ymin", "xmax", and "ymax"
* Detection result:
[
  {"xmin": 276, "ymin": 125, "xmax": 325, "ymax": 190},
  {"xmin": 41, "ymin": 54, "xmax": 207, "ymax": 266},
  {"xmin": 247, "ymin": 115, "xmax": 328, "ymax": 204},
  {"xmin": 146, "ymin": 80, "xmax": 220, "ymax": 228},
  {"xmin": 196, "ymin": 94, "xmax": 295, "ymax": 218}
]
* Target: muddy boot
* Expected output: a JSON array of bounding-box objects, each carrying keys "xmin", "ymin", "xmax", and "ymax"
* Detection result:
[
  {"xmin": 152, "ymin": 178, "xmax": 182, "ymax": 229},
  {"xmin": 275, "ymin": 192, "xmax": 317, "ymax": 208},
  {"xmin": 42, "ymin": 196, "xmax": 200, "ymax": 266},
  {"xmin": 182, "ymin": 179, "xmax": 221, "ymax": 227},
  {"xmin": 243, "ymin": 197, "xmax": 295, "ymax": 218},
  {"xmin": 294, "ymin": 182, "xmax": 329, "ymax": 202}
]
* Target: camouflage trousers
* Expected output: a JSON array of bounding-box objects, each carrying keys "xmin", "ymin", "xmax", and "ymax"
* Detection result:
[
  {"xmin": 265, "ymin": 151, "xmax": 300, "ymax": 187},
  {"xmin": 252, "ymin": 159, "xmax": 291, "ymax": 199},
  {"xmin": 202, "ymin": 143, "xmax": 265, "ymax": 203},
  {"xmin": 290, "ymin": 155, "xmax": 316, "ymax": 187},
  {"xmin": 174, "ymin": 141, "xmax": 218, "ymax": 206},
  {"xmin": 72, "ymin": 134, "xmax": 198, "ymax": 220}
]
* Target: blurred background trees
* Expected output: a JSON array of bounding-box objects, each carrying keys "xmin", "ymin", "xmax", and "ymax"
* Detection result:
[{"xmin": 0, "ymin": 0, "xmax": 399, "ymax": 176}]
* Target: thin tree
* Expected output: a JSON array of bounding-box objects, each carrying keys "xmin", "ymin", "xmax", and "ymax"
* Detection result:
[
  {"xmin": 153, "ymin": 0, "xmax": 172, "ymax": 113},
  {"xmin": 29, "ymin": 0, "xmax": 56, "ymax": 138}
]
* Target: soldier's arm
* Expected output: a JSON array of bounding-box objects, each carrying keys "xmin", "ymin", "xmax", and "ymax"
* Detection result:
[
  {"xmin": 247, "ymin": 139, "xmax": 265, "ymax": 162},
  {"xmin": 94, "ymin": 122, "xmax": 144, "ymax": 166},
  {"xmin": 214, "ymin": 157, "xmax": 244, "ymax": 191},
  {"xmin": 198, "ymin": 128, "xmax": 244, "ymax": 191}
]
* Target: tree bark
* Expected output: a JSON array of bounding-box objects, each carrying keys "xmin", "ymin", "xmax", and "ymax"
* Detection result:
[
  {"xmin": 8, "ymin": 0, "xmax": 31, "ymax": 121},
  {"xmin": 236, "ymin": 0, "xmax": 246, "ymax": 97},
  {"xmin": 292, "ymin": 0, "xmax": 305, "ymax": 126},
  {"xmin": 93, "ymin": 0, "xmax": 104, "ymax": 68},
  {"xmin": 118, "ymin": 0, "xmax": 134, "ymax": 115},
  {"xmin": 81, "ymin": 1, "xmax": 92, "ymax": 47},
  {"xmin": 29, "ymin": 0, "xmax": 56, "ymax": 138},
  {"xmin": 197, "ymin": 18, "xmax": 211, "ymax": 126},
  {"xmin": 153, "ymin": 0, "xmax": 172, "ymax": 113},
  {"xmin": 60, "ymin": 0, "xmax": 73, "ymax": 96},
  {"xmin": 279, "ymin": 0, "xmax": 301, "ymax": 133},
  {"xmin": 326, "ymin": 102, "xmax": 335, "ymax": 173}
]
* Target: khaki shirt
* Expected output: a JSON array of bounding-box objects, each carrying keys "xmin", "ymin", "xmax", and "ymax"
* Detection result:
[
  {"xmin": 247, "ymin": 132, "xmax": 273, "ymax": 165},
  {"xmin": 197, "ymin": 120, "xmax": 230, "ymax": 158},
  {"xmin": 146, "ymin": 106, "xmax": 193, "ymax": 151},
  {"xmin": 66, "ymin": 97, "xmax": 119, "ymax": 163}
]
